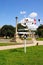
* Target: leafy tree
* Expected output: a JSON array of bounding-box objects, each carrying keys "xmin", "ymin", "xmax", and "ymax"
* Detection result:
[
  {"xmin": 36, "ymin": 25, "xmax": 43, "ymax": 37},
  {"xmin": 1, "ymin": 25, "xmax": 15, "ymax": 38},
  {"xmin": 17, "ymin": 23, "xmax": 28, "ymax": 32},
  {"xmin": 17, "ymin": 23, "xmax": 29, "ymax": 38}
]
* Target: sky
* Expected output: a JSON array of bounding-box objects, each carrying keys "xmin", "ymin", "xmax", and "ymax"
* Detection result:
[{"xmin": 0, "ymin": 0, "xmax": 43, "ymax": 27}]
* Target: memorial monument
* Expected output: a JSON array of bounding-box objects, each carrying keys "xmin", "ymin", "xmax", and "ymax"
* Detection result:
[{"xmin": 15, "ymin": 16, "xmax": 23, "ymax": 43}]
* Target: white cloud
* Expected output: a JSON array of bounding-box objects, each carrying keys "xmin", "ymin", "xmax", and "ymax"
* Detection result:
[
  {"xmin": 20, "ymin": 11, "xmax": 26, "ymax": 14},
  {"xmin": 19, "ymin": 17, "xmax": 38, "ymax": 30},
  {"xmin": 20, "ymin": 18, "xmax": 34, "ymax": 24},
  {"xmin": 29, "ymin": 12, "xmax": 38, "ymax": 18},
  {"xmin": 27, "ymin": 23, "xmax": 38, "ymax": 30}
]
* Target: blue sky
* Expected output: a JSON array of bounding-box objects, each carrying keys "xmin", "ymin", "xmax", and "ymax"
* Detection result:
[{"xmin": 0, "ymin": 0, "xmax": 43, "ymax": 27}]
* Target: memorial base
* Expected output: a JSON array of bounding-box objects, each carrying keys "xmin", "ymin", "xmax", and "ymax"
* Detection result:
[{"xmin": 16, "ymin": 34, "xmax": 23, "ymax": 43}]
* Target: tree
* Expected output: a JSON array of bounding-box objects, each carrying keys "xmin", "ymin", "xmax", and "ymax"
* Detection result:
[
  {"xmin": 36, "ymin": 25, "xmax": 43, "ymax": 37},
  {"xmin": 1, "ymin": 25, "xmax": 15, "ymax": 38},
  {"xmin": 17, "ymin": 23, "xmax": 29, "ymax": 38},
  {"xmin": 17, "ymin": 23, "xmax": 28, "ymax": 32}
]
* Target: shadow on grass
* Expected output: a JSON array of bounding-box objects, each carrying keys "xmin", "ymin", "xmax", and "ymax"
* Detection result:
[{"xmin": 9, "ymin": 49, "xmax": 24, "ymax": 53}]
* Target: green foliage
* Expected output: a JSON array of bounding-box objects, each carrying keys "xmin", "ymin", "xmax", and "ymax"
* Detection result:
[
  {"xmin": 0, "ymin": 46, "xmax": 43, "ymax": 65},
  {"xmin": 17, "ymin": 23, "xmax": 28, "ymax": 32},
  {"xmin": 36, "ymin": 38, "xmax": 43, "ymax": 41},
  {"xmin": 17, "ymin": 23, "xmax": 27, "ymax": 29},
  {"xmin": 0, "ymin": 25, "xmax": 15, "ymax": 38},
  {"xmin": 36, "ymin": 25, "xmax": 43, "ymax": 37},
  {"xmin": 17, "ymin": 23, "xmax": 29, "ymax": 38}
]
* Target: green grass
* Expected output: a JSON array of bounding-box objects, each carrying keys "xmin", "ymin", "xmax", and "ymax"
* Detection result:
[
  {"xmin": 36, "ymin": 38, "xmax": 43, "ymax": 41},
  {"xmin": 0, "ymin": 43, "xmax": 22, "ymax": 46},
  {"xmin": 21, "ymin": 37, "xmax": 32, "ymax": 40},
  {"xmin": 26, "ymin": 38, "xmax": 32, "ymax": 40},
  {"xmin": 0, "ymin": 46, "xmax": 43, "ymax": 65},
  {"xmin": 0, "ymin": 43, "xmax": 16, "ymax": 46}
]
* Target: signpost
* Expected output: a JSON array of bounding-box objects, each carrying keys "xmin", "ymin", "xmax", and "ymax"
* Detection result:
[
  {"xmin": 15, "ymin": 17, "xmax": 39, "ymax": 54},
  {"xmin": 24, "ymin": 34, "xmax": 27, "ymax": 53}
]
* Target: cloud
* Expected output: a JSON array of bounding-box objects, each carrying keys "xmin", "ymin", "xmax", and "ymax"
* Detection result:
[
  {"xmin": 29, "ymin": 12, "xmax": 38, "ymax": 18},
  {"xmin": 27, "ymin": 23, "xmax": 38, "ymax": 30},
  {"xmin": 20, "ymin": 11, "xmax": 26, "ymax": 14},
  {"xmin": 20, "ymin": 18, "xmax": 34, "ymax": 24},
  {"xmin": 19, "ymin": 17, "xmax": 38, "ymax": 30}
]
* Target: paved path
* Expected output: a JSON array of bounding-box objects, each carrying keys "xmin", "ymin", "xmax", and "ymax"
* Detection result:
[
  {"xmin": 0, "ymin": 38, "xmax": 43, "ymax": 50},
  {"xmin": 0, "ymin": 38, "xmax": 36, "ymax": 50},
  {"xmin": 0, "ymin": 43, "xmax": 36, "ymax": 50}
]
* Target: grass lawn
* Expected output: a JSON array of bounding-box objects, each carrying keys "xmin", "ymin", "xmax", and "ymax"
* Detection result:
[
  {"xmin": 26, "ymin": 38, "xmax": 32, "ymax": 40},
  {"xmin": 36, "ymin": 38, "xmax": 43, "ymax": 41},
  {"xmin": 21, "ymin": 37, "xmax": 32, "ymax": 40},
  {"xmin": 0, "ymin": 43, "xmax": 17, "ymax": 46},
  {"xmin": 0, "ymin": 46, "xmax": 43, "ymax": 65},
  {"xmin": 0, "ymin": 42, "xmax": 24, "ymax": 46}
]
